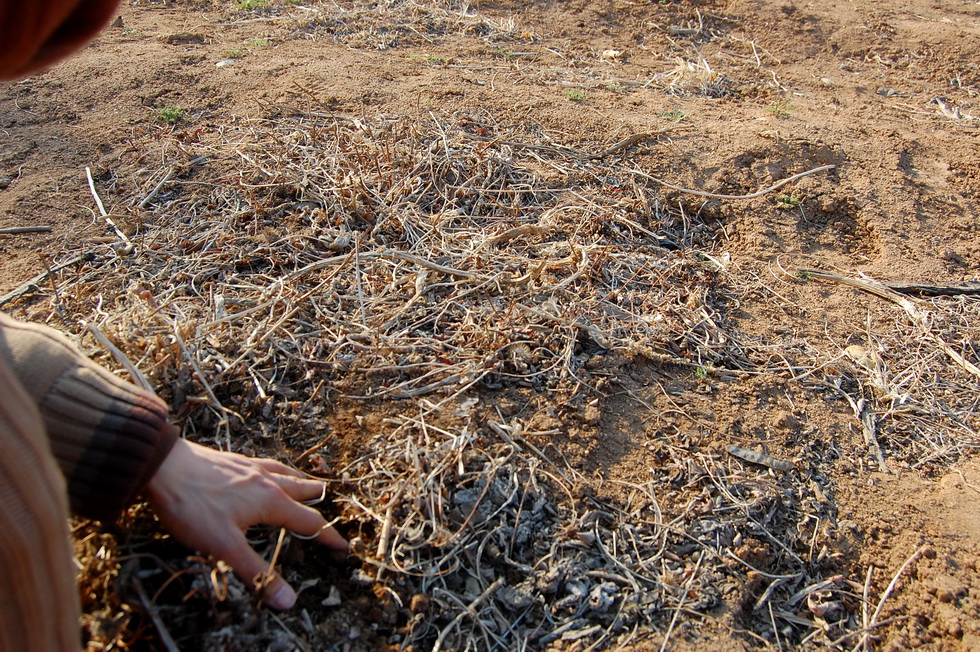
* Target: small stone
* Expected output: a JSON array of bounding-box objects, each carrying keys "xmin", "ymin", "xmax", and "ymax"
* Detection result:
[
  {"xmin": 845, "ymin": 344, "xmax": 872, "ymax": 367},
  {"xmin": 321, "ymin": 585, "xmax": 342, "ymax": 607},
  {"xmin": 922, "ymin": 545, "xmax": 937, "ymax": 559},
  {"xmin": 817, "ymin": 195, "xmax": 838, "ymax": 212},
  {"xmin": 327, "ymin": 233, "xmax": 351, "ymax": 250},
  {"xmin": 464, "ymin": 576, "xmax": 481, "ymax": 599},
  {"xmin": 350, "ymin": 568, "xmax": 373, "ymax": 585},
  {"xmin": 499, "ymin": 585, "xmax": 535, "ymax": 610},
  {"xmin": 409, "ymin": 593, "xmax": 430, "ymax": 613},
  {"xmin": 582, "ymin": 404, "xmax": 601, "ymax": 425},
  {"xmin": 774, "ymin": 410, "xmax": 800, "ymax": 430},
  {"xmin": 565, "ymin": 579, "xmax": 588, "ymax": 598}
]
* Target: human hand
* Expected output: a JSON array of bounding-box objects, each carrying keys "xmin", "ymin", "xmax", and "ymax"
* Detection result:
[{"xmin": 145, "ymin": 438, "xmax": 347, "ymax": 610}]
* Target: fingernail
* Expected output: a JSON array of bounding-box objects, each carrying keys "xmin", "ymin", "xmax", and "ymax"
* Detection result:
[{"xmin": 268, "ymin": 583, "xmax": 297, "ymax": 610}]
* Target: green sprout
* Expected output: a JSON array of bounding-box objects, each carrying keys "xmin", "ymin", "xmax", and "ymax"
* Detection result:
[
  {"xmin": 491, "ymin": 47, "xmax": 519, "ymax": 59},
  {"xmin": 564, "ymin": 88, "xmax": 587, "ymax": 102},
  {"xmin": 777, "ymin": 195, "xmax": 801, "ymax": 210},
  {"xmin": 658, "ymin": 108, "xmax": 687, "ymax": 122},
  {"xmin": 768, "ymin": 101, "xmax": 793, "ymax": 118},
  {"xmin": 154, "ymin": 106, "xmax": 185, "ymax": 125},
  {"xmin": 694, "ymin": 361, "xmax": 715, "ymax": 380}
]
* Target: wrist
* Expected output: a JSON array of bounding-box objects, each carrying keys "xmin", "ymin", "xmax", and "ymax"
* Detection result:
[{"xmin": 146, "ymin": 437, "xmax": 191, "ymax": 507}]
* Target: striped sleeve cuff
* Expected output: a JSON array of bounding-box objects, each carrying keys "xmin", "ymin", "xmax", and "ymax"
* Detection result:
[
  {"xmin": 0, "ymin": 313, "xmax": 178, "ymax": 522},
  {"xmin": 43, "ymin": 366, "xmax": 179, "ymax": 521}
]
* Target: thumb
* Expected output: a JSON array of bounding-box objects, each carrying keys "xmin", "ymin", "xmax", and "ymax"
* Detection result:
[{"xmin": 218, "ymin": 531, "xmax": 297, "ymax": 610}]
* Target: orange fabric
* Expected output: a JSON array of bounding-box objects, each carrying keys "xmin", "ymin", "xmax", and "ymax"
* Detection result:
[
  {"xmin": 0, "ymin": 4, "xmax": 149, "ymax": 647},
  {"xmin": 0, "ymin": 313, "xmax": 180, "ymax": 650},
  {"xmin": 0, "ymin": 0, "xmax": 122, "ymax": 80},
  {"xmin": 0, "ymin": 357, "xmax": 79, "ymax": 652}
]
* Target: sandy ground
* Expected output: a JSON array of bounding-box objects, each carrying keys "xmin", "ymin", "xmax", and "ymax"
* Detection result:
[{"xmin": 1, "ymin": 0, "xmax": 978, "ymax": 649}]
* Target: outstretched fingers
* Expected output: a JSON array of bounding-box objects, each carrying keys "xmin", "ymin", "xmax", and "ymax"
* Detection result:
[
  {"xmin": 252, "ymin": 458, "xmax": 333, "ymax": 504},
  {"xmin": 253, "ymin": 457, "xmax": 306, "ymax": 478},
  {"xmin": 262, "ymin": 496, "xmax": 349, "ymax": 552},
  {"xmin": 146, "ymin": 440, "xmax": 348, "ymax": 609},
  {"xmin": 210, "ymin": 529, "xmax": 297, "ymax": 610}
]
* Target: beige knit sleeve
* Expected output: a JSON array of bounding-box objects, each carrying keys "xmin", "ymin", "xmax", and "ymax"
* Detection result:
[
  {"xmin": 0, "ymin": 312, "xmax": 178, "ymax": 522},
  {"xmin": 0, "ymin": 355, "xmax": 80, "ymax": 651}
]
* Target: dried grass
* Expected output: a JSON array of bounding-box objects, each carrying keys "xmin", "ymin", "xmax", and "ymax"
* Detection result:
[
  {"xmin": 7, "ymin": 99, "xmax": 976, "ymax": 650},
  {"xmin": 647, "ymin": 56, "xmax": 732, "ymax": 98},
  {"xmin": 751, "ymin": 263, "xmax": 980, "ymax": 473},
  {"xmin": 269, "ymin": 0, "xmax": 523, "ymax": 50}
]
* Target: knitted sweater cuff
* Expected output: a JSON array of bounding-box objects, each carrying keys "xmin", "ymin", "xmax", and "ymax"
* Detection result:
[{"xmin": 0, "ymin": 313, "xmax": 178, "ymax": 522}]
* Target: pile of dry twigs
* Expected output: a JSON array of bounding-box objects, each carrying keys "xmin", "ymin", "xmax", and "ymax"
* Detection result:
[{"xmin": 5, "ymin": 102, "xmax": 978, "ymax": 650}]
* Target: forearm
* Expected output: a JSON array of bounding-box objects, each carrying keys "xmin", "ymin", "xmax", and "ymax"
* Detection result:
[{"xmin": 0, "ymin": 313, "xmax": 177, "ymax": 522}]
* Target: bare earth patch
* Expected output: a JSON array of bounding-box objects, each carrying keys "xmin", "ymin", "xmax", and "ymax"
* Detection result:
[{"xmin": 1, "ymin": 0, "xmax": 978, "ymax": 650}]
